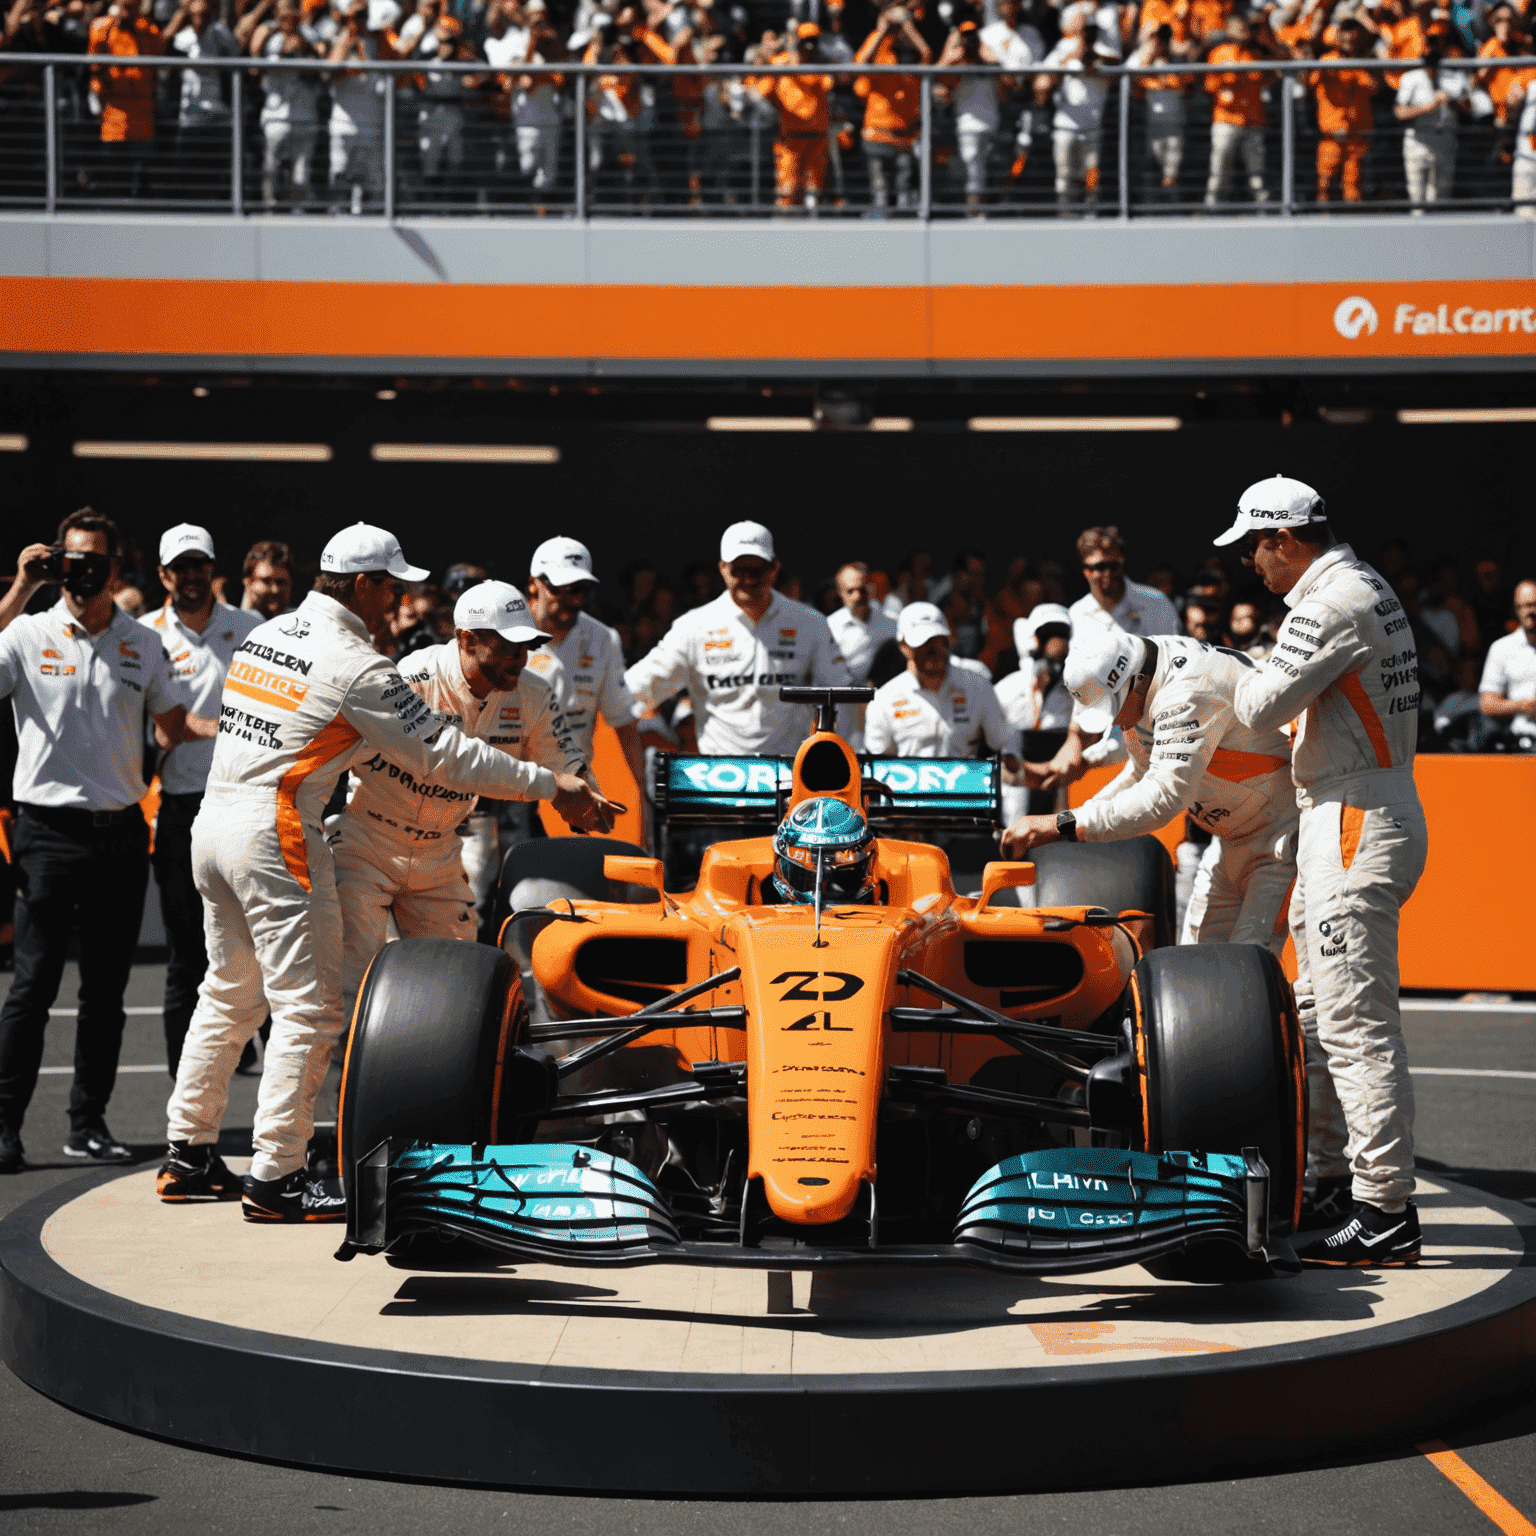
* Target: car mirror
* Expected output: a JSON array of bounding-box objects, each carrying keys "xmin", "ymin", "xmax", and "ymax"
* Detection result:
[
  {"xmin": 977, "ymin": 861, "xmax": 1036, "ymax": 910},
  {"xmin": 604, "ymin": 854, "xmax": 666, "ymax": 898}
]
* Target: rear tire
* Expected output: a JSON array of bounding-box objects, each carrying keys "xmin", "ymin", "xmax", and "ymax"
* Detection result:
[
  {"xmin": 339, "ymin": 938, "xmax": 528, "ymax": 1203},
  {"xmin": 1131, "ymin": 942, "xmax": 1305, "ymax": 1279},
  {"xmin": 997, "ymin": 836, "xmax": 1176, "ymax": 949}
]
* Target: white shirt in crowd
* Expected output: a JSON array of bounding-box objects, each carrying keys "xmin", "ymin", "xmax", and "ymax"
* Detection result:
[
  {"xmin": 1479, "ymin": 628, "xmax": 1536, "ymax": 741},
  {"xmin": 169, "ymin": 20, "xmax": 239, "ymax": 126},
  {"xmin": 330, "ymin": 38, "xmax": 388, "ymax": 134},
  {"xmin": 625, "ymin": 589, "xmax": 851, "ymax": 756},
  {"xmin": 1068, "ymin": 578, "xmax": 1182, "ymax": 639},
  {"xmin": 144, "ymin": 600, "xmax": 262, "ymax": 797},
  {"xmin": 1517, "ymin": 87, "xmax": 1536, "ymax": 163},
  {"xmin": 0, "ymin": 599, "xmax": 188, "ymax": 811},
  {"xmin": 523, "ymin": 610, "xmax": 641, "ymax": 765},
  {"xmin": 864, "ymin": 662, "xmax": 1017, "ymax": 758},
  {"xmin": 1396, "ymin": 65, "xmax": 1465, "ymax": 144},
  {"xmin": 260, "ymin": 28, "xmax": 321, "ymax": 124},
  {"xmin": 483, "ymin": 25, "xmax": 562, "ymax": 127},
  {"xmin": 979, "ymin": 18, "xmax": 1044, "ymax": 69},
  {"xmin": 995, "ymin": 661, "xmax": 1074, "ymax": 734},
  {"xmin": 827, "ymin": 603, "xmax": 899, "ymax": 684},
  {"xmin": 1042, "ymin": 44, "xmax": 1110, "ymax": 134}
]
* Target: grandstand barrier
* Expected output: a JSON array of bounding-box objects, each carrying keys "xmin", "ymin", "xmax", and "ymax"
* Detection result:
[{"xmin": 2, "ymin": 53, "xmax": 1534, "ymax": 222}]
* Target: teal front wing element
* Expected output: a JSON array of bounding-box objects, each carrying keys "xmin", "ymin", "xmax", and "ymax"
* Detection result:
[
  {"xmin": 954, "ymin": 1147, "xmax": 1271, "ymax": 1264},
  {"xmin": 388, "ymin": 1143, "xmax": 681, "ymax": 1259}
]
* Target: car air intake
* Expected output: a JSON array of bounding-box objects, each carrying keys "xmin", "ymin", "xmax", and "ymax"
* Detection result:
[{"xmin": 962, "ymin": 940, "xmax": 1085, "ymax": 1008}]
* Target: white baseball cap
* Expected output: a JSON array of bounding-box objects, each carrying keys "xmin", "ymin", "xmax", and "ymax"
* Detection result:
[
  {"xmin": 159, "ymin": 523, "xmax": 215, "ymax": 566},
  {"xmin": 1064, "ymin": 627, "xmax": 1148, "ymax": 734},
  {"xmin": 529, "ymin": 536, "xmax": 597, "ymax": 588},
  {"xmin": 453, "ymin": 580, "xmax": 550, "ymax": 644},
  {"xmin": 320, "ymin": 522, "xmax": 430, "ymax": 581},
  {"xmin": 1213, "ymin": 474, "xmax": 1327, "ymax": 547},
  {"xmin": 720, "ymin": 521, "xmax": 775, "ymax": 564},
  {"xmin": 1013, "ymin": 603, "xmax": 1073, "ymax": 658},
  {"xmin": 897, "ymin": 602, "xmax": 951, "ymax": 649}
]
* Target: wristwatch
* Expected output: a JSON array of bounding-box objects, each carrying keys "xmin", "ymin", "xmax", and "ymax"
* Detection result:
[{"xmin": 1055, "ymin": 811, "xmax": 1078, "ymax": 842}]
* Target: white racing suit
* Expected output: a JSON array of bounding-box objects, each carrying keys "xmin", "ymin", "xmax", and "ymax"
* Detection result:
[
  {"xmin": 334, "ymin": 641, "xmax": 584, "ymax": 1021},
  {"xmin": 1073, "ymin": 635, "xmax": 1299, "ymax": 951},
  {"xmin": 624, "ymin": 589, "xmax": 852, "ymax": 755},
  {"xmin": 1233, "ymin": 544, "xmax": 1427, "ymax": 1210},
  {"xmin": 166, "ymin": 593, "xmax": 565, "ymax": 1184}
]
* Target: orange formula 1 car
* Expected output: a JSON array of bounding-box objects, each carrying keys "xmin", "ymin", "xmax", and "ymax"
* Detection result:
[{"xmin": 338, "ymin": 689, "xmax": 1305, "ymax": 1280}]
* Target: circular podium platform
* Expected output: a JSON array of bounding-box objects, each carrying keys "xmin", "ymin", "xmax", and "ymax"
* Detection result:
[{"xmin": 3, "ymin": 1165, "xmax": 1533, "ymax": 1495}]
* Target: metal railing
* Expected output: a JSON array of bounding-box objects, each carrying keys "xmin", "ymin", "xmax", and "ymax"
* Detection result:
[{"xmin": 0, "ymin": 50, "xmax": 1531, "ymax": 219}]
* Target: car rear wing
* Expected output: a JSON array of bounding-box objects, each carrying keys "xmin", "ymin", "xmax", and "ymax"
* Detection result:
[{"xmin": 653, "ymin": 753, "xmax": 1001, "ymax": 831}]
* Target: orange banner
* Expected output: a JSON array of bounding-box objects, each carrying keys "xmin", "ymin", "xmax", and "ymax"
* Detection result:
[{"xmin": 3, "ymin": 276, "xmax": 1533, "ymax": 362}]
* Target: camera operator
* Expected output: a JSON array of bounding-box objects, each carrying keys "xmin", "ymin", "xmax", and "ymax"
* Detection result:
[{"xmin": 0, "ymin": 510, "xmax": 207, "ymax": 1174}]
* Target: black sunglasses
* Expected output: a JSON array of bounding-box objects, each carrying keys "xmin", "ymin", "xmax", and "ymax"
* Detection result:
[{"xmin": 1082, "ymin": 560, "xmax": 1123, "ymax": 573}]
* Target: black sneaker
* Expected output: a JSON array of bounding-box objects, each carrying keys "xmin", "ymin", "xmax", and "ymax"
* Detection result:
[
  {"xmin": 1294, "ymin": 1201, "xmax": 1421, "ymax": 1267},
  {"xmin": 1298, "ymin": 1176, "xmax": 1354, "ymax": 1230},
  {"xmin": 157, "ymin": 1141, "xmax": 243, "ymax": 1202},
  {"xmin": 242, "ymin": 1168, "xmax": 347, "ymax": 1224},
  {"xmin": 63, "ymin": 1125, "xmax": 135, "ymax": 1163},
  {"xmin": 0, "ymin": 1125, "xmax": 23, "ymax": 1174}
]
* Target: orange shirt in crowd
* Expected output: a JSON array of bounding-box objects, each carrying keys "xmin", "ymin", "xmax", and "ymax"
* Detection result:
[
  {"xmin": 751, "ymin": 53, "xmax": 833, "ymax": 139},
  {"xmin": 1310, "ymin": 48, "xmax": 1377, "ymax": 132},
  {"xmin": 1206, "ymin": 41, "xmax": 1268, "ymax": 123},
  {"xmin": 1138, "ymin": 0, "xmax": 1192, "ymax": 45},
  {"xmin": 1187, "ymin": 0, "xmax": 1233, "ymax": 43},
  {"xmin": 854, "ymin": 30, "xmax": 923, "ymax": 145},
  {"xmin": 87, "ymin": 13, "xmax": 163, "ymax": 142},
  {"xmin": 1478, "ymin": 36, "xmax": 1529, "ymax": 123}
]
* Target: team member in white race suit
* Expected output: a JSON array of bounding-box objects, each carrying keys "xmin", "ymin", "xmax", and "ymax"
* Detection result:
[
  {"xmin": 624, "ymin": 521, "xmax": 852, "ymax": 752},
  {"xmin": 1218, "ymin": 476, "xmax": 1428, "ymax": 1266},
  {"xmin": 1001, "ymin": 627, "xmax": 1298, "ymax": 951},
  {"xmin": 333, "ymin": 580, "xmax": 609, "ymax": 1026},
  {"xmin": 160, "ymin": 526, "xmax": 616, "ymax": 1222}
]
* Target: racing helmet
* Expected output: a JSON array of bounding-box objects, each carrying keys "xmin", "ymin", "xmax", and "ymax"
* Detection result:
[
  {"xmin": 772, "ymin": 797, "xmax": 876, "ymax": 905},
  {"xmin": 1063, "ymin": 627, "xmax": 1148, "ymax": 734}
]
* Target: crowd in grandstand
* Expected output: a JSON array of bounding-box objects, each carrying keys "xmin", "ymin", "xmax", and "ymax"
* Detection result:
[{"xmin": 1, "ymin": 0, "xmax": 1532, "ymax": 210}]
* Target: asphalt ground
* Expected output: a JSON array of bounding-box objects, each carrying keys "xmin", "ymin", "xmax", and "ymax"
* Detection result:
[{"xmin": 0, "ymin": 963, "xmax": 1533, "ymax": 1536}]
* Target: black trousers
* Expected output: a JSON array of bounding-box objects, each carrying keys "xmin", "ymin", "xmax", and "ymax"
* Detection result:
[
  {"xmin": 151, "ymin": 791, "xmax": 205, "ymax": 1078},
  {"xmin": 0, "ymin": 805, "xmax": 149, "ymax": 1136}
]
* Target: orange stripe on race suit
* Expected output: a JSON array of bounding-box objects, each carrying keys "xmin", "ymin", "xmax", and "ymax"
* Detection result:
[
  {"xmin": 1340, "ymin": 804, "xmax": 1365, "ymax": 872},
  {"xmin": 1331, "ymin": 669, "xmax": 1393, "ymax": 770},
  {"xmin": 1206, "ymin": 748, "xmax": 1291, "ymax": 782},
  {"xmin": 275, "ymin": 716, "xmax": 361, "ymax": 892},
  {"xmin": 225, "ymin": 674, "xmax": 308, "ymax": 714},
  {"xmin": 1274, "ymin": 875, "xmax": 1297, "ymax": 935}
]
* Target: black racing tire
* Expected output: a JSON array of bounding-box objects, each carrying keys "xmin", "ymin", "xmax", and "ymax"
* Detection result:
[
  {"xmin": 339, "ymin": 937, "xmax": 528, "ymax": 1207},
  {"xmin": 1131, "ymin": 942, "xmax": 1306, "ymax": 1280},
  {"xmin": 995, "ymin": 835, "xmax": 1176, "ymax": 949}
]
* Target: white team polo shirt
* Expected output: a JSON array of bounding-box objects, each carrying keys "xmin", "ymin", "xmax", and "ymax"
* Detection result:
[
  {"xmin": 625, "ymin": 589, "xmax": 850, "ymax": 756},
  {"xmin": 1479, "ymin": 628, "xmax": 1536, "ymax": 741},
  {"xmin": 523, "ymin": 609, "xmax": 641, "ymax": 763},
  {"xmin": 865, "ymin": 663, "xmax": 1017, "ymax": 758},
  {"xmin": 1068, "ymin": 578, "xmax": 1181, "ymax": 639},
  {"xmin": 0, "ymin": 598, "xmax": 186, "ymax": 811},
  {"xmin": 144, "ymin": 600, "xmax": 263, "ymax": 795},
  {"xmin": 828, "ymin": 603, "xmax": 899, "ymax": 684}
]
